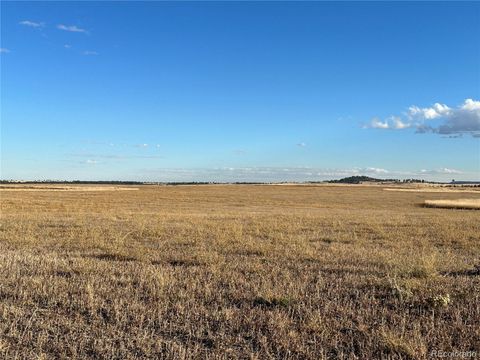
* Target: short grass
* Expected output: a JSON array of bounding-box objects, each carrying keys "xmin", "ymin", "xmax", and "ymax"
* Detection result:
[{"xmin": 1, "ymin": 184, "xmax": 479, "ymax": 359}]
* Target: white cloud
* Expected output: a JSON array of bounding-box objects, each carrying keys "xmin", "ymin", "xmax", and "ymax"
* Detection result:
[
  {"xmin": 85, "ymin": 159, "xmax": 99, "ymax": 164},
  {"xmin": 366, "ymin": 118, "xmax": 389, "ymax": 129},
  {"xmin": 135, "ymin": 143, "xmax": 149, "ymax": 148},
  {"xmin": 297, "ymin": 142, "xmax": 307, "ymax": 147},
  {"xmin": 408, "ymin": 103, "xmax": 451, "ymax": 120},
  {"xmin": 57, "ymin": 24, "xmax": 88, "ymax": 34},
  {"xmin": 367, "ymin": 116, "xmax": 410, "ymax": 130},
  {"xmin": 392, "ymin": 117, "xmax": 411, "ymax": 129},
  {"xmin": 366, "ymin": 99, "xmax": 480, "ymax": 137},
  {"xmin": 365, "ymin": 167, "xmax": 389, "ymax": 174},
  {"xmin": 0, "ymin": 48, "xmax": 10, "ymax": 53},
  {"xmin": 64, "ymin": 44, "xmax": 72, "ymax": 49},
  {"xmin": 19, "ymin": 20, "xmax": 45, "ymax": 28},
  {"xmin": 462, "ymin": 98, "xmax": 480, "ymax": 111},
  {"xmin": 83, "ymin": 50, "xmax": 98, "ymax": 56}
]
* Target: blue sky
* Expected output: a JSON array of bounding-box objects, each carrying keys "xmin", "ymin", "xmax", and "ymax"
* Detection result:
[{"xmin": 1, "ymin": 1, "xmax": 479, "ymax": 182}]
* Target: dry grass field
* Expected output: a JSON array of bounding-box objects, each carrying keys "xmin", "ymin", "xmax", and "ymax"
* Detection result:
[{"xmin": 0, "ymin": 184, "xmax": 479, "ymax": 359}]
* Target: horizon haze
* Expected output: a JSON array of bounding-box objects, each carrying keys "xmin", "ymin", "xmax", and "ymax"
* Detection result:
[{"xmin": 1, "ymin": 2, "xmax": 479, "ymax": 182}]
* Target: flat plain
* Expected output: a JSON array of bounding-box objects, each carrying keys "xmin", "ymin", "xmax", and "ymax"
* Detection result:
[{"xmin": 0, "ymin": 184, "xmax": 479, "ymax": 359}]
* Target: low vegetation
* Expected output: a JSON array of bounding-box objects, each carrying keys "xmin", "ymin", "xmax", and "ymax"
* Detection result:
[{"xmin": 0, "ymin": 184, "xmax": 479, "ymax": 358}]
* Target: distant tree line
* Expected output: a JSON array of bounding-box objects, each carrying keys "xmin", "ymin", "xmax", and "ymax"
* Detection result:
[
  {"xmin": 0, "ymin": 180, "xmax": 267, "ymax": 186},
  {"xmin": 1, "ymin": 178, "xmax": 478, "ymax": 186},
  {"xmin": 325, "ymin": 176, "xmax": 388, "ymax": 184},
  {"xmin": 0, "ymin": 180, "xmax": 145, "ymax": 185}
]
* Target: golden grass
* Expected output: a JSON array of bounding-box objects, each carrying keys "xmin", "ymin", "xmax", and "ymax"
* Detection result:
[
  {"xmin": 1, "ymin": 184, "xmax": 479, "ymax": 358},
  {"xmin": 424, "ymin": 199, "xmax": 480, "ymax": 210}
]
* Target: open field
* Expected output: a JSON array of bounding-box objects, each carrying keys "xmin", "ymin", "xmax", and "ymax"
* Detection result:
[{"xmin": 1, "ymin": 184, "xmax": 479, "ymax": 359}]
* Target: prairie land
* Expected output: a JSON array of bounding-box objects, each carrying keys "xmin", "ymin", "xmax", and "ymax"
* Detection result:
[{"xmin": 0, "ymin": 184, "xmax": 479, "ymax": 359}]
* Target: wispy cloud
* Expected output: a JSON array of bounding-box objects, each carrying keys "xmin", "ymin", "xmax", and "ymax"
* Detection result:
[
  {"xmin": 419, "ymin": 168, "xmax": 463, "ymax": 175},
  {"xmin": 69, "ymin": 153, "xmax": 163, "ymax": 160},
  {"xmin": 82, "ymin": 141, "xmax": 158, "ymax": 148},
  {"xmin": 367, "ymin": 118, "xmax": 389, "ymax": 129},
  {"xmin": 297, "ymin": 142, "xmax": 307, "ymax": 147},
  {"xmin": 83, "ymin": 50, "xmax": 98, "ymax": 56},
  {"xmin": 0, "ymin": 48, "xmax": 10, "ymax": 54},
  {"xmin": 364, "ymin": 99, "xmax": 480, "ymax": 137},
  {"xmin": 19, "ymin": 20, "xmax": 45, "ymax": 28},
  {"xmin": 233, "ymin": 149, "xmax": 246, "ymax": 155},
  {"xmin": 364, "ymin": 167, "xmax": 389, "ymax": 174},
  {"xmin": 57, "ymin": 24, "xmax": 88, "ymax": 34},
  {"xmin": 64, "ymin": 44, "xmax": 72, "ymax": 49},
  {"xmin": 83, "ymin": 140, "xmax": 114, "ymax": 146}
]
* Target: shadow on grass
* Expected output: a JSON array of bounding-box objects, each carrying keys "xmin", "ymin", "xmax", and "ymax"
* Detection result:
[
  {"xmin": 87, "ymin": 253, "xmax": 137, "ymax": 262},
  {"xmin": 441, "ymin": 265, "xmax": 480, "ymax": 277},
  {"xmin": 151, "ymin": 259, "xmax": 205, "ymax": 267}
]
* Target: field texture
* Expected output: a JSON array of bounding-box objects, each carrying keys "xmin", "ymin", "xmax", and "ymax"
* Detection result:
[{"xmin": 0, "ymin": 185, "xmax": 479, "ymax": 359}]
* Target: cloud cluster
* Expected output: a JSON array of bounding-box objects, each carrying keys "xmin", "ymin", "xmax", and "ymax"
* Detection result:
[
  {"xmin": 0, "ymin": 48, "xmax": 10, "ymax": 53},
  {"xmin": 19, "ymin": 20, "xmax": 88, "ymax": 34},
  {"xmin": 365, "ymin": 99, "xmax": 480, "ymax": 137},
  {"xmin": 13, "ymin": 20, "xmax": 95, "ymax": 55}
]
